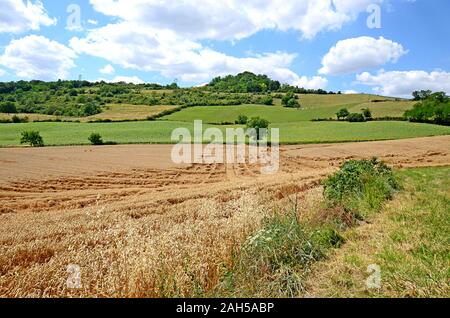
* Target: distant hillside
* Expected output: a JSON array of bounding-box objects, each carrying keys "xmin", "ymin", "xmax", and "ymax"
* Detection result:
[
  {"xmin": 208, "ymin": 72, "xmax": 281, "ymax": 93},
  {"xmin": 208, "ymin": 71, "xmax": 335, "ymax": 94}
]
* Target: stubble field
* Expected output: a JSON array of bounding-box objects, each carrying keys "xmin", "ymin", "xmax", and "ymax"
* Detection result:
[{"xmin": 0, "ymin": 136, "xmax": 449, "ymax": 297}]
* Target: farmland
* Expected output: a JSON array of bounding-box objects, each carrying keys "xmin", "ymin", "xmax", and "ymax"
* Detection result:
[
  {"xmin": 0, "ymin": 120, "xmax": 449, "ymax": 147},
  {"xmin": 0, "ymin": 75, "xmax": 449, "ymax": 298},
  {"xmin": 0, "ymin": 136, "xmax": 449, "ymax": 297}
]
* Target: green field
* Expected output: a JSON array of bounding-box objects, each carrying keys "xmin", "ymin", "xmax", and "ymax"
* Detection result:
[
  {"xmin": 1, "ymin": 120, "xmax": 449, "ymax": 147},
  {"xmin": 1, "ymin": 92, "xmax": 447, "ymax": 147},
  {"xmin": 163, "ymin": 94, "xmax": 409, "ymax": 123},
  {"xmin": 348, "ymin": 100, "xmax": 416, "ymax": 118}
]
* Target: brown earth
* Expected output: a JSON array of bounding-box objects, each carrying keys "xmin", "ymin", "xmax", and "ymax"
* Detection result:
[{"xmin": 0, "ymin": 136, "xmax": 449, "ymax": 297}]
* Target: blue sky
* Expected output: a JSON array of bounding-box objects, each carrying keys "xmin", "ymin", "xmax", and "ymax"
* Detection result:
[{"xmin": 0, "ymin": 0, "xmax": 449, "ymax": 97}]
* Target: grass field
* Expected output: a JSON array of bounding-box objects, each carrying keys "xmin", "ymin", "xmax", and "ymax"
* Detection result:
[
  {"xmin": 0, "ymin": 104, "xmax": 176, "ymax": 123},
  {"xmin": 0, "ymin": 93, "xmax": 443, "ymax": 147},
  {"xmin": 305, "ymin": 166, "xmax": 450, "ymax": 297},
  {"xmin": 348, "ymin": 100, "xmax": 416, "ymax": 118},
  {"xmin": 87, "ymin": 104, "xmax": 176, "ymax": 121},
  {"xmin": 0, "ymin": 120, "xmax": 449, "ymax": 146},
  {"xmin": 163, "ymin": 94, "xmax": 411, "ymax": 123}
]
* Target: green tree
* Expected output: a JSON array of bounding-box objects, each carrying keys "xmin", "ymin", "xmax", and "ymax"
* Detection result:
[
  {"xmin": 347, "ymin": 113, "xmax": 366, "ymax": 122},
  {"xmin": 282, "ymin": 92, "xmax": 300, "ymax": 108},
  {"xmin": 20, "ymin": 131, "xmax": 44, "ymax": 147},
  {"xmin": 88, "ymin": 133, "xmax": 104, "ymax": 145},
  {"xmin": 412, "ymin": 90, "xmax": 432, "ymax": 101},
  {"xmin": 246, "ymin": 117, "xmax": 270, "ymax": 140},
  {"xmin": 0, "ymin": 102, "xmax": 17, "ymax": 113},
  {"xmin": 261, "ymin": 95, "xmax": 273, "ymax": 105},
  {"xmin": 235, "ymin": 114, "xmax": 249, "ymax": 125},
  {"xmin": 361, "ymin": 108, "xmax": 372, "ymax": 120},
  {"xmin": 336, "ymin": 108, "xmax": 350, "ymax": 120}
]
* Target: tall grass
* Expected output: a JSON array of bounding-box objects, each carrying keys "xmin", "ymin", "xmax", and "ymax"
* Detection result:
[{"xmin": 213, "ymin": 159, "xmax": 400, "ymax": 297}]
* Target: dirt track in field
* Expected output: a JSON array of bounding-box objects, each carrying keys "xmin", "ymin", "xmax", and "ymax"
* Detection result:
[{"xmin": 0, "ymin": 136, "xmax": 449, "ymax": 297}]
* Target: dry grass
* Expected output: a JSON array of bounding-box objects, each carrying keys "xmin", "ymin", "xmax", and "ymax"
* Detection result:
[
  {"xmin": 0, "ymin": 187, "xmax": 271, "ymax": 297},
  {"xmin": 0, "ymin": 104, "xmax": 176, "ymax": 123},
  {"xmin": 0, "ymin": 138, "xmax": 449, "ymax": 298}
]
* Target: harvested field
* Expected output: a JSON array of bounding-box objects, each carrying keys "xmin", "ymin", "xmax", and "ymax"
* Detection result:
[{"xmin": 0, "ymin": 136, "xmax": 449, "ymax": 297}]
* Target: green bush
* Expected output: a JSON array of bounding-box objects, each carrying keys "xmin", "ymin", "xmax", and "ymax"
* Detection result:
[
  {"xmin": 347, "ymin": 113, "xmax": 366, "ymax": 122},
  {"xmin": 362, "ymin": 108, "xmax": 372, "ymax": 120},
  {"xmin": 0, "ymin": 101, "xmax": 17, "ymax": 113},
  {"xmin": 20, "ymin": 131, "xmax": 44, "ymax": 147},
  {"xmin": 88, "ymin": 133, "xmax": 104, "ymax": 145},
  {"xmin": 261, "ymin": 95, "xmax": 274, "ymax": 105},
  {"xmin": 246, "ymin": 117, "xmax": 270, "ymax": 140},
  {"xmin": 11, "ymin": 115, "xmax": 28, "ymax": 123},
  {"xmin": 235, "ymin": 114, "xmax": 249, "ymax": 125},
  {"xmin": 323, "ymin": 158, "xmax": 399, "ymax": 216},
  {"xmin": 405, "ymin": 92, "xmax": 449, "ymax": 125},
  {"xmin": 282, "ymin": 92, "xmax": 300, "ymax": 108}
]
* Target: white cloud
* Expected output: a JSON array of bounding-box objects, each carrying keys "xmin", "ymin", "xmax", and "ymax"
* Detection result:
[
  {"xmin": 356, "ymin": 70, "xmax": 450, "ymax": 97},
  {"xmin": 111, "ymin": 75, "xmax": 144, "ymax": 84},
  {"xmin": 99, "ymin": 64, "xmax": 115, "ymax": 75},
  {"xmin": 96, "ymin": 75, "xmax": 145, "ymax": 84},
  {"xmin": 0, "ymin": 0, "xmax": 56, "ymax": 33},
  {"xmin": 319, "ymin": 36, "xmax": 407, "ymax": 75},
  {"xmin": 0, "ymin": 69, "xmax": 5, "ymax": 76},
  {"xmin": 89, "ymin": 0, "xmax": 380, "ymax": 40},
  {"xmin": 0, "ymin": 35, "xmax": 76, "ymax": 80},
  {"xmin": 70, "ymin": 22, "xmax": 327, "ymax": 88},
  {"xmin": 344, "ymin": 90, "xmax": 359, "ymax": 94},
  {"xmin": 292, "ymin": 76, "xmax": 329, "ymax": 90},
  {"xmin": 87, "ymin": 19, "xmax": 98, "ymax": 25}
]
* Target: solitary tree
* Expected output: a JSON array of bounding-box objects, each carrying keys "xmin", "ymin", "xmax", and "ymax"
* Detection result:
[
  {"xmin": 246, "ymin": 117, "xmax": 270, "ymax": 141},
  {"xmin": 336, "ymin": 108, "xmax": 350, "ymax": 120},
  {"xmin": 20, "ymin": 131, "xmax": 44, "ymax": 147},
  {"xmin": 361, "ymin": 108, "xmax": 372, "ymax": 120},
  {"xmin": 88, "ymin": 133, "xmax": 104, "ymax": 145}
]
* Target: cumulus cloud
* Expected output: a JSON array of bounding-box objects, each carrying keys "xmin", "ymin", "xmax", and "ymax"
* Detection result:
[
  {"xmin": 356, "ymin": 70, "xmax": 450, "ymax": 97},
  {"xmin": 319, "ymin": 36, "xmax": 407, "ymax": 75},
  {"xmin": 99, "ymin": 64, "xmax": 115, "ymax": 75},
  {"xmin": 0, "ymin": 0, "xmax": 56, "ymax": 33},
  {"xmin": 88, "ymin": 0, "xmax": 380, "ymax": 41},
  {"xmin": 0, "ymin": 35, "xmax": 76, "ymax": 80},
  {"xmin": 70, "ymin": 22, "xmax": 327, "ymax": 88}
]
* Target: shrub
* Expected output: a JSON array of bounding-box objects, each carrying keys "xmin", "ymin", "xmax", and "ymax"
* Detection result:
[
  {"xmin": 282, "ymin": 92, "xmax": 300, "ymax": 108},
  {"xmin": 362, "ymin": 108, "xmax": 372, "ymax": 120},
  {"xmin": 246, "ymin": 117, "xmax": 270, "ymax": 140},
  {"xmin": 0, "ymin": 101, "xmax": 17, "ymax": 113},
  {"xmin": 323, "ymin": 158, "xmax": 399, "ymax": 216},
  {"xmin": 11, "ymin": 115, "xmax": 29, "ymax": 123},
  {"xmin": 346, "ymin": 113, "xmax": 366, "ymax": 122},
  {"xmin": 261, "ymin": 96, "xmax": 273, "ymax": 105},
  {"xmin": 88, "ymin": 133, "xmax": 104, "ymax": 145},
  {"xmin": 20, "ymin": 131, "xmax": 44, "ymax": 147},
  {"xmin": 235, "ymin": 114, "xmax": 249, "ymax": 125}
]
